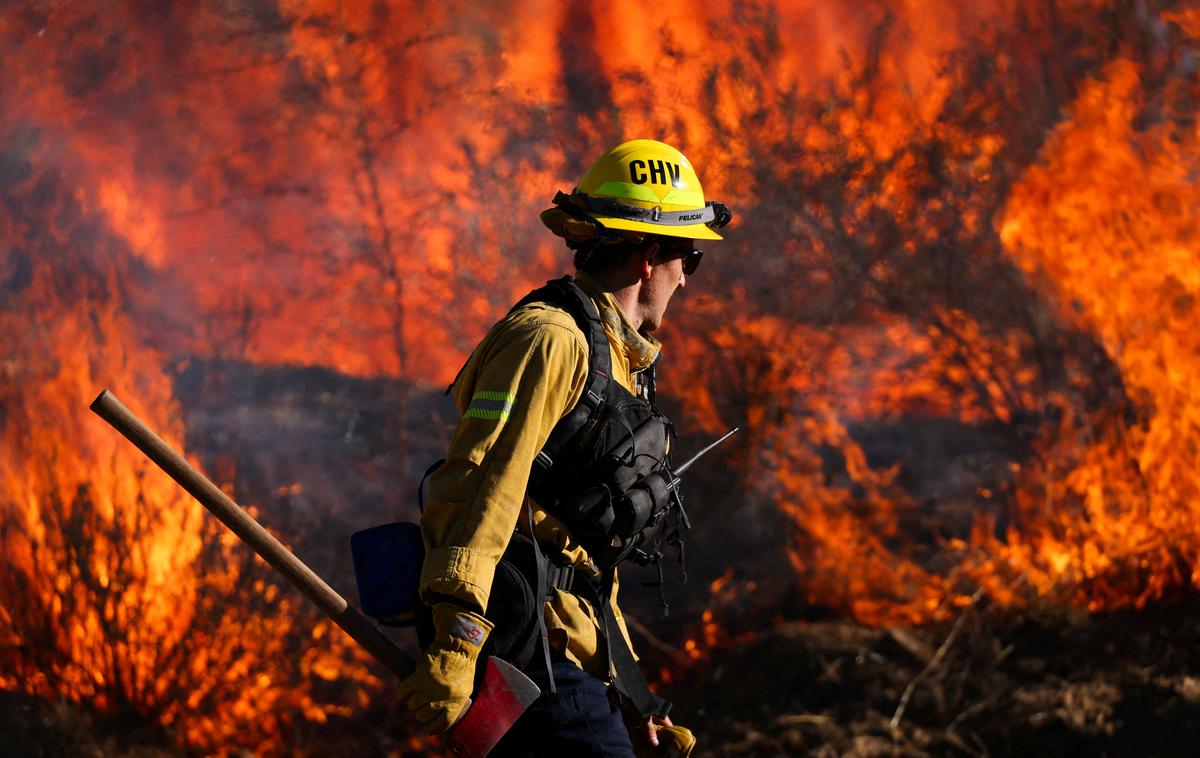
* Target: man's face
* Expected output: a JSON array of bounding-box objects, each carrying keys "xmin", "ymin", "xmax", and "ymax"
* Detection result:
[{"xmin": 639, "ymin": 239, "xmax": 694, "ymax": 333}]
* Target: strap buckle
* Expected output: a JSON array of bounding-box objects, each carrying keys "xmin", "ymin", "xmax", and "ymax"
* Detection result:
[{"xmin": 547, "ymin": 564, "xmax": 576, "ymax": 593}]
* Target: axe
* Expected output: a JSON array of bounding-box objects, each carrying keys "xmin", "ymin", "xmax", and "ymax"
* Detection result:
[{"xmin": 90, "ymin": 389, "xmax": 538, "ymax": 757}]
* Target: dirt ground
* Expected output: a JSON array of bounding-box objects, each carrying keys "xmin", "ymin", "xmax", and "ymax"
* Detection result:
[
  {"xmin": 8, "ymin": 596, "xmax": 1200, "ymax": 757},
  {"xmin": 670, "ymin": 597, "xmax": 1200, "ymax": 757}
]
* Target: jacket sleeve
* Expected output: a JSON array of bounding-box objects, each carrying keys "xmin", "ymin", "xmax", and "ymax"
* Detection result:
[{"xmin": 419, "ymin": 318, "xmax": 588, "ymax": 612}]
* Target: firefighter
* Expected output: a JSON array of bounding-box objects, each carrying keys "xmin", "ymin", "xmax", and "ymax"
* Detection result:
[{"xmin": 398, "ymin": 139, "xmax": 731, "ymax": 756}]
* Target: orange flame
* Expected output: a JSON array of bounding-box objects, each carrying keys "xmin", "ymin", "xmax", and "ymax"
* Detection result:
[
  {"xmin": 987, "ymin": 43, "xmax": 1200, "ymax": 610},
  {"xmin": 0, "ymin": 130, "xmax": 374, "ymax": 753},
  {"xmin": 5, "ymin": 1, "xmax": 1200, "ymax": 750}
]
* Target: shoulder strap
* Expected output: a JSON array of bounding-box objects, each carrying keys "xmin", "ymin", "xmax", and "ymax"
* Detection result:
[
  {"xmin": 447, "ymin": 276, "xmax": 611, "ymax": 403},
  {"xmin": 517, "ymin": 276, "xmax": 612, "ymax": 475},
  {"xmin": 443, "ymin": 275, "xmax": 615, "ymax": 493},
  {"xmin": 509, "ymin": 275, "xmax": 611, "ymax": 385}
]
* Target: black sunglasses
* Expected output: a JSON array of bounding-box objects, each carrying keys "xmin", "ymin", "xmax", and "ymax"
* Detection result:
[{"xmin": 658, "ymin": 243, "xmax": 703, "ymax": 275}]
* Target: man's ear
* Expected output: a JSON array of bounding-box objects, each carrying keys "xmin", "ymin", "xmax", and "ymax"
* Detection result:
[{"xmin": 639, "ymin": 242, "xmax": 659, "ymax": 280}]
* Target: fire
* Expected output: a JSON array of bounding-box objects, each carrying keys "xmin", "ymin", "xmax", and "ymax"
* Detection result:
[
  {"xmin": 663, "ymin": 570, "xmax": 757, "ymax": 682},
  {"xmin": 0, "ymin": 115, "xmax": 374, "ymax": 754},
  {"xmin": 986, "ymin": 44, "xmax": 1200, "ymax": 610},
  {"xmin": 5, "ymin": 0, "xmax": 1200, "ymax": 751},
  {"xmin": 667, "ymin": 2, "xmax": 1200, "ymax": 627}
]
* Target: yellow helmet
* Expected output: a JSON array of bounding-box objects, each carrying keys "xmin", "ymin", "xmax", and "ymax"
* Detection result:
[{"xmin": 541, "ymin": 139, "xmax": 732, "ymax": 243}]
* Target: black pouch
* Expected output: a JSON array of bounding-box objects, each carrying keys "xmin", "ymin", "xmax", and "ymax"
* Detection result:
[{"xmin": 482, "ymin": 530, "xmax": 547, "ymax": 672}]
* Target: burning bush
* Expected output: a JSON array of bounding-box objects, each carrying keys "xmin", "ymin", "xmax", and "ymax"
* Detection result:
[{"xmin": 0, "ymin": 147, "xmax": 375, "ymax": 753}]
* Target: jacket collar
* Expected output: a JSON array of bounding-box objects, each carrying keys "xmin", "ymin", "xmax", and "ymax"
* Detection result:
[{"xmin": 573, "ymin": 271, "xmax": 661, "ymax": 374}]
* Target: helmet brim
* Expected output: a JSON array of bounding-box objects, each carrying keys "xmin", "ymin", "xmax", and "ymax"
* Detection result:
[{"xmin": 589, "ymin": 215, "xmax": 724, "ymax": 241}]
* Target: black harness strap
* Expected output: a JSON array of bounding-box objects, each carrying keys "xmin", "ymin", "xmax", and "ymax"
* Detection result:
[
  {"xmin": 525, "ymin": 505, "xmax": 557, "ymax": 695},
  {"xmin": 570, "ymin": 568, "xmax": 670, "ymax": 720},
  {"xmin": 517, "ymin": 277, "xmax": 612, "ymax": 480},
  {"xmin": 416, "ymin": 459, "xmax": 444, "ymax": 513}
]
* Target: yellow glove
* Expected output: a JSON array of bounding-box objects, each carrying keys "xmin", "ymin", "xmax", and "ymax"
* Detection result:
[
  {"xmin": 623, "ymin": 709, "xmax": 698, "ymax": 758},
  {"xmin": 396, "ymin": 603, "xmax": 493, "ymax": 734},
  {"xmin": 646, "ymin": 723, "xmax": 697, "ymax": 758}
]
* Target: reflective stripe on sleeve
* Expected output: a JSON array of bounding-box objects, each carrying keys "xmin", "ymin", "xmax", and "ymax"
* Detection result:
[{"xmin": 465, "ymin": 390, "xmax": 516, "ymax": 421}]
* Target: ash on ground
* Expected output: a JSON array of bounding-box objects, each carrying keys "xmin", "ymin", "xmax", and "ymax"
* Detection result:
[{"xmin": 664, "ymin": 598, "xmax": 1200, "ymax": 757}]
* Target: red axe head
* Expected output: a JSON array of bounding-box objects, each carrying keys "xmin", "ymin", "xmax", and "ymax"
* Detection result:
[{"xmin": 446, "ymin": 656, "xmax": 541, "ymax": 757}]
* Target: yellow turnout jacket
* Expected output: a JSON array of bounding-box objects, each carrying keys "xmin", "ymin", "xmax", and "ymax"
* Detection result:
[{"xmin": 419, "ymin": 271, "xmax": 659, "ymax": 679}]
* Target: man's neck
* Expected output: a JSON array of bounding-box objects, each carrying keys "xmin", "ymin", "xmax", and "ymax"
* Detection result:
[
  {"xmin": 572, "ymin": 268, "xmax": 662, "ymax": 374},
  {"xmin": 579, "ymin": 269, "xmax": 643, "ymax": 331}
]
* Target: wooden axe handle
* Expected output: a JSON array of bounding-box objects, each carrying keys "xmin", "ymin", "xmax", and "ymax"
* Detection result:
[{"xmin": 89, "ymin": 389, "xmax": 415, "ymax": 679}]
